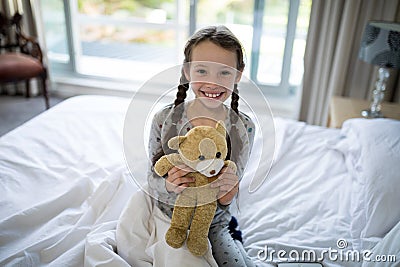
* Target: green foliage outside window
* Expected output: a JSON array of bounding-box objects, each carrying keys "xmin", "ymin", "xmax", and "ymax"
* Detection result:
[{"xmin": 77, "ymin": 0, "xmax": 174, "ymax": 16}]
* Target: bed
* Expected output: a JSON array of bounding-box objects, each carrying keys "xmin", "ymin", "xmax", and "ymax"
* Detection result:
[{"xmin": 0, "ymin": 95, "xmax": 399, "ymax": 267}]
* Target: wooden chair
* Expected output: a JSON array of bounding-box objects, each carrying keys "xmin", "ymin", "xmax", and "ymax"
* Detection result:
[{"xmin": 0, "ymin": 12, "xmax": 49, "ymax": 109}]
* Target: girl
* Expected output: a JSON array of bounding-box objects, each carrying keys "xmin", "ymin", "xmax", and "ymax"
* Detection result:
[{"xmin": 148, "ymin": 25, "xmax": 256, "ymax": 266}]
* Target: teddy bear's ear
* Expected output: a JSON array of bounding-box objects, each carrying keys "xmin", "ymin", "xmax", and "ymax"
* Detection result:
[
  {"xmin": 215, "ymin": 121, "xmax": 226, "ymax": 136},
  {"xmin": 168, "ymin": 136, "xmax": 187, "ymax": 150}
]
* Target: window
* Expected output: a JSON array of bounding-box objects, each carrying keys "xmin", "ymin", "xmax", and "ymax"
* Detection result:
[
  {"xmin": 41, "ymin": 0, "xmax": 71, "ymax": 67},
  {"xmin": 41, "ymin": 0, "xmax": 311, "ymax": 95}
]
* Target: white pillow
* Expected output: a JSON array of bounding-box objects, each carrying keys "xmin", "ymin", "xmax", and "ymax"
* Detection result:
[
  {"xmin": 336, "ymin": 118, "xmax": 400, "ymax": 247},
  {"xmin": 362, "ymin": 220, "xmax": 400, "ymax": 267}
]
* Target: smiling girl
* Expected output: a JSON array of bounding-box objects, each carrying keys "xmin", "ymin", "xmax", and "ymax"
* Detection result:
[{"xmin": 147, "ymin": 25, "xmax": 256, "ymax": 266}]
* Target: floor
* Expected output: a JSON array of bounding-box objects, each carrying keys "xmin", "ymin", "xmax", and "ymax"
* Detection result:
[{"xmin": 0, "ymin": 95, "xmax": 66, "ymax": 137}]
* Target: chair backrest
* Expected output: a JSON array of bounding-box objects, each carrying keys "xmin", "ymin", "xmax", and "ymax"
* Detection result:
[
  {"xmin": 0, "ymin": 12, "xmax": 23, "ymax": 52},
  {"xmin": 0, "ymin": 12, "xmax": 43, "ymax": 62}
]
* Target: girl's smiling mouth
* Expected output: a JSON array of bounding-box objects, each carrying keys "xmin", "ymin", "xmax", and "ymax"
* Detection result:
[{"xmin": 201, "ymin": 91, "xmax": 224, "ymax": 99}]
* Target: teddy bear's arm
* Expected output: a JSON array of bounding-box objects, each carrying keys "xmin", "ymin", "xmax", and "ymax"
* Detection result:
[
  {"xmin": 154, "ymin": 153, "xmax": 183, "ymax": 177},
  {"xmin": 209, "ymin": 160, "xmax": 238, "ymax": 183},
  {"xmin": 223, "ymin": 160, "xmax": 237, "ymax": 174}
]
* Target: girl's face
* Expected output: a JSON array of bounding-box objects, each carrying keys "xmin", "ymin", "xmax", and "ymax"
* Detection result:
[{"xmin": 185, "ymin": 41, "xmax": 242, "ymax": 110}]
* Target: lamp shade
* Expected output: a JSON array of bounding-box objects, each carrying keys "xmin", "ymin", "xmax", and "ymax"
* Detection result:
[{"xmin": 359, "ymin": 21, "xmax": 400, "ymax": 69}]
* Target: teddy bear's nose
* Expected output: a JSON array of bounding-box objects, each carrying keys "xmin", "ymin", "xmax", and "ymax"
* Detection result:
[{"xmin": 210, "ymin": 170, "xmax": 216, "ymax": 175}]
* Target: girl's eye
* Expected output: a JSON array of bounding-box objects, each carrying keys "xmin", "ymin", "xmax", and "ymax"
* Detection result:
[
  {"xmin": 196, "ymin": 69, "xmax": 207, "ymax": 75},
  {"xmin": 216, "ymin": 152, "xmax": 221, "ymax": 158},
  {"xmin": 221, "ymin": 70, "xmax": 232, "ymax": 76},
  {"xmin": 198, "ymin": 155, "xmax": 205, "ymax": 160}
]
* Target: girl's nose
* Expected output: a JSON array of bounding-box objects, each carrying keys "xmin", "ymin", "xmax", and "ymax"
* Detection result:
[
  {"xmin": 205, "ymin": 83, "xmax": 218, "ymax": 90},
  {"xmin": 204, "ymin": 77, "xmax": 220, "ymax": 89}
]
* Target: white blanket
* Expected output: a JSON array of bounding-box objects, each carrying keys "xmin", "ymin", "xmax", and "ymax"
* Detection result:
[
  {"xmin": 115, "ymin": 186, "xmax": 219, "ymax": 267},
  {"xmin": 0, "ymin": 96, "xmax": 134, "ymax": 266},
  {"xmin": 0, "ymin": 166, "xmax": 135, "ymax": 266}
]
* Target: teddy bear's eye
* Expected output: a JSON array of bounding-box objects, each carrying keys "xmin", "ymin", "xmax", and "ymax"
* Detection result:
[
  {"xmin": 198, "ymin": 155, "xmax": 205, "ymax": 161},
  {"xmin": 216, "ymin": 152, "xmax": 221, "ymax": 158}
]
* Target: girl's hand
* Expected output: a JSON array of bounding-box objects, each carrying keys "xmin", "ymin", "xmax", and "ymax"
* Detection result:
[
  {"xmin": 165, "ymin": 165, "xmax": 194, "ymax": 194},
  {"xmin": 211, "ymin": 166, "xmax": 239, "ymax": 206}
]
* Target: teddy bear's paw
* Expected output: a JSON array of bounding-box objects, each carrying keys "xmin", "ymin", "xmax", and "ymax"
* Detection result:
[
  {"xmin": 187, "ymin": 234, "xmax": 208, "ymax": 256},
  {"xmin": 165, "ymin": 227, "xmax": 187, "ymax": 249}
]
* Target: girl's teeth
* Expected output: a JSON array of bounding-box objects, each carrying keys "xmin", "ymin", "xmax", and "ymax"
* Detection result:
[{"xmin": 204, "ymin": 92, "xmax": 221, "ymax": 98}]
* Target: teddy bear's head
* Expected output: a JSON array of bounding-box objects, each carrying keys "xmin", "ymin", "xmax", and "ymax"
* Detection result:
[{"xmin": 168, "ymin": 121, "xmax": 227, "ymax": 177}]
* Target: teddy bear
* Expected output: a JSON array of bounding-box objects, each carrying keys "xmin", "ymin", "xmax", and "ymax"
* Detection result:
[{"xmin": 154, "ymin": 121, "xmax": 237, "ymax": 256}]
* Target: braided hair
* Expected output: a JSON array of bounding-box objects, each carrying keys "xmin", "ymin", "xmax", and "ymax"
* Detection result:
[{"xmin": 152, "ymin": 25, "xmax": 245, "ymax": 165}]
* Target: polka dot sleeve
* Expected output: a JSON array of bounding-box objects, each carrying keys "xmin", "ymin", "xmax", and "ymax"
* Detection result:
[{"xmin": 147, "ymin": 107, "xmax": 177, "ymax": 204}]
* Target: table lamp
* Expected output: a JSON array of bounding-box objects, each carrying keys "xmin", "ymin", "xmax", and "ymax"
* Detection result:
[{"xmin": 358, "ymin": 21, "xmax": 400, "ymax": 118}]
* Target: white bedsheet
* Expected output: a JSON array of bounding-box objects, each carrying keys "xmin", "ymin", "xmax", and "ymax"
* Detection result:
[
  {"xmin": 233, "ymin": 118, "xmax": 354, "ymax": 266},
  {"xmin": 0, "ymin": 95, "xmax": 398, "ymax": 267},
  {"xmin": 0, "ymin": 96, "xmax": 136, "ymax": 266}
]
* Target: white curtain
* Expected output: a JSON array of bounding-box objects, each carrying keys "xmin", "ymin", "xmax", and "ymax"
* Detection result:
[{"xmin": 299, "ymin": 0, "xmax": 400, "ymax": 126}]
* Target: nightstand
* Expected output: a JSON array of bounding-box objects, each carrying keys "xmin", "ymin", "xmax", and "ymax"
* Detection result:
[{"xmin": 328, "ymin": 96, "xmax": 400, "ymax": 128}]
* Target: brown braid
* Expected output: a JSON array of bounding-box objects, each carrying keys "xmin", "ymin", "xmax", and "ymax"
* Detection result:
[
  {"xmin": 231, "ymin": 84, "xmax": 240, "ymax": 114},
  {"xmin": 152, "ymin": 76, "xmax": 189, "ymax": 165},
  {"xmin": 226, "ymin": 84, "xmax": 243, "ymax": 162},
  {"xmin": 172, "ymin": 79, "xmax": 189, "ymax": 124}
]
